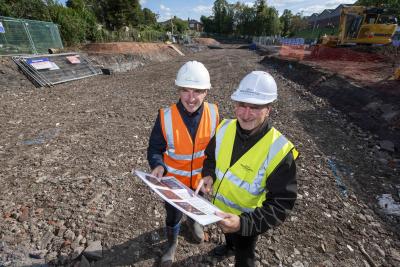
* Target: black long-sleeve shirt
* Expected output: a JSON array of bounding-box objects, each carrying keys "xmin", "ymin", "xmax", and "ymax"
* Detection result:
[{"xmin": 202, "ymin": 119, "xmax": 297, "ymax": 237}]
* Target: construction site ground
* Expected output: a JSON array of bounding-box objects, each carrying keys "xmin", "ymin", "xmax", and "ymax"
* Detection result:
[{"xmin": 0, "ymin": 42, "xmax": 399, "ymax": 266}]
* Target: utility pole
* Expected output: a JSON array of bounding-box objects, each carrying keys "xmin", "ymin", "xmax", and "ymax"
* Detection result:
[{"xmin": 171, "ymin": 16, "xmax": 174, "ymax": 36}]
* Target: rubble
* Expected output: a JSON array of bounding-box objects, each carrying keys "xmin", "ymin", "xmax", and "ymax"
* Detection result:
[{"xmin": 0, "ymin": 44, "xmax": 399, "ymax": 266}]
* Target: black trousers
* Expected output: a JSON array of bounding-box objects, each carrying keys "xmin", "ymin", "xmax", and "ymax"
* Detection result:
[
  {"xmin": 164, "ymin": 191, "xmax": 204, "ymax": 227},
  {"xmin": 225, "ymin": 233, "xmax": 258, "ymax": 267},
  {"xmin": 165, "ymin": 201, "xmax": 183, "ymax": 227}
]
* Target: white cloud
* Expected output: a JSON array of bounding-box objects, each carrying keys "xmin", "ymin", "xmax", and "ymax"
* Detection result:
[
  {"xmin": 160, "ymin": 4, "xmax": 171, "ymax": 12},
  {"xmin": 299, "ymin": 1, "xmax": 346, "ymax": 15},
  {"xmin": 139, "ymin": 0, "xmax": 147, "ymax": 5},
  {"xmin": 158, "ymin": 3, "xmax": 173, "ymax": 21},
  {"xmin": 193, "ymin": 5, "xmax": 213, "ymax": 13}
]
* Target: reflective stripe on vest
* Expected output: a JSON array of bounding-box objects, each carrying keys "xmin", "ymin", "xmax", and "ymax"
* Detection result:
[
  {"xmin": 212, "ymin": 119, "xmax": 298, "ymax": 215},
  {"xmin": 160, "ymin": 102, "xmax": 219, "ymax": 188}
]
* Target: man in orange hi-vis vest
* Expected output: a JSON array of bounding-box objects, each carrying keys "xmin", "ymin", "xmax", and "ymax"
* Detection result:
[{"xmin": 147, "ymin": 61, "xmax": 219, "ymax": 267}]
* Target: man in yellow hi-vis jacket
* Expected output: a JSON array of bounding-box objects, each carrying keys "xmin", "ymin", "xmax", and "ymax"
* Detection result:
[{"xmin": 201, "ymin": 71, "xmax": 298, "ymax": 267}]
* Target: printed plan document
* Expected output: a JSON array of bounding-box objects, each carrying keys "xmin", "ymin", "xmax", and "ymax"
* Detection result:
[{"xmin": 133, "ymin": 170, "xmax": 222, "ymax": 225}]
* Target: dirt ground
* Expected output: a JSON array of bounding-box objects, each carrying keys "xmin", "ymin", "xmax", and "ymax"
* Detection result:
[{"xmin": 1, "ymin": 43, "xmax": 400, "ymax": 266}]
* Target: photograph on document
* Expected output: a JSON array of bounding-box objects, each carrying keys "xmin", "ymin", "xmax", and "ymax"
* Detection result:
[{"xmin": 174, "ymin": 201, "xmax": 206, "ymax": 215}]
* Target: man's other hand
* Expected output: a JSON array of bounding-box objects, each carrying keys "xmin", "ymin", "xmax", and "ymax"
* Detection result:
[
  {"xmin": 201, "ymin": 176, "xmax": 213, "ymax": 194},
  {"xmin": 151, "ymin": 165, "xmax": 165, "ymax": 178},
  {"xmin": 216, "ymin": 211, "xmax": 240, "ymax": 233}
]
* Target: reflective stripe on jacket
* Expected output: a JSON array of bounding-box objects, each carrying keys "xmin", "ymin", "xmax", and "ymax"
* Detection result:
[
  {"xmin": 213, "ymin": 119, "xmax": 298, "ymax": 215},
  {"xmin": 160, "ymin": 102, "xmax": 219, "ymax": 188}
]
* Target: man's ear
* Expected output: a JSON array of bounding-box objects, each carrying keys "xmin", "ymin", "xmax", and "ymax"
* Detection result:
[{"xmin": 266, "ymin": 105, "xmax": 272, "ymax": 116}]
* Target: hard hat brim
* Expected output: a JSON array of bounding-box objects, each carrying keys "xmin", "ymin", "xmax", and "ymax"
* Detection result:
[
  {"xmin": 175, "ymin": 80, "xmax": 211, "ymax": 90},
  {"xmin": 231, "ymin": 94, "xmax": 275, "ymax": 105}
]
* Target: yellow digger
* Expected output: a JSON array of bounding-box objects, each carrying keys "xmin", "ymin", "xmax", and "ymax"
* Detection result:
[{"xmin": 320, "ymin": 6, "xmax": 398, "ymax": 46}]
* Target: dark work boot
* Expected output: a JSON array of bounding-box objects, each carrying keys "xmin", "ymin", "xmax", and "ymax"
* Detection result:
[
  {"xmin": 186, "ymin": 218, "xmax": 204, "ymax": 243},
  {"xmin": 213, "ymin": 244, "xmax": 235, "ymax": 257},
  {"xmin": 160, "ymin": 224, "xmax": 180, "ymax": 267}
]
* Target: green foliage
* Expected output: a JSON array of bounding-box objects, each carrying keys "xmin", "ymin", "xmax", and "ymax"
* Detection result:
[
  {"xmin": 143, "ymin": 8, "xmax": 157, "ymax": 25},
  {"xmin": 212, "ymin": 0, "xmax": 234, "ymax": 34},
  {"xmin": 233, "ymin": 3, "xmax": 256, "ymax": 36},
  {"xmin": 201, "ymin": 15, "xmax": 216, "ymax": 33},
  {"xmin": 202, "ymin": 0, "xmax": 280, "ymax": 36},
  {"xmin": 96, "ymin": 0, "xmax": 144, "ymax": 30},
  {"xmin": 163, "ymin": 17, "xmax": 189, "ymax": 34},
  {"xmin": 66, "ymin": 0, "xmax": 85, "ymax": 11},
  {"xmin": 280, "ymin": 9, "xmax": 292, "ymax": 37},
  {"xmin": 47, "ymin": 4, "xmax": 87, "ymax": 46},
  {"xmin": 0, "ymin": 0, "xmax": 178, "ymax": 46},
  {"xmin": 356, "ymin": 0, "xmax": 400, "ymax": 18},
  {"xmin": 0, "ymin": 0, "xmax": 51, "ymax": 21}
]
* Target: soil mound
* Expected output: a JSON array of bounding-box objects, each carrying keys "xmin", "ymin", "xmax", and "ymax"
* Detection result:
[
  {"xmin": 84, "ymin": 42, "xmax": 178, "ymax": 56},
  {"xmin": 192, "ymin": 38, "xmax": 220, "ymax": 46},
  {"xmin": 83, "ymin": 42, "xmax": 189, "ymax": 73},
  {"xmin": 309, "ymin": 46, "xmax": 387, "ymax": 62}
]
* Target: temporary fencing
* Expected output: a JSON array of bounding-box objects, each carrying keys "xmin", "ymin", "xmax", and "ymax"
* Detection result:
[
  {"xmin": 0, "ymin": 16, "xmax": 63, "ymax": 55},
  {"xmin": 252, "ymin": 36, "xmax": 305, "ymax": 46},
  {"xmin": 252, "ymin": 36, "xmax": 306, "ymax": 60},
  {"xmin": 12, "ymin": 53, "xmax": 102, "ymax": 87},
  {"xmin": 96, "ymin": 27, "xmax": 166, "ymax": 43}
]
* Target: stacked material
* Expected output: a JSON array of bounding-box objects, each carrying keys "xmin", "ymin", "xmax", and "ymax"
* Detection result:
[{"xmin": 12, "ymin": 53, "xmax": 102, "ymax": 87}]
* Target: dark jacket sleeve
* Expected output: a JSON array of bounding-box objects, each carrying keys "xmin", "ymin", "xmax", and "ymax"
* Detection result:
[
  {"xmin": 147, "ymin": 111, "xmax": 167, "ymax": 171},
  {"xmin": 201, "ymin": 135, "xmax": 216, "ymax": 180},
  {"xmin": 239, "ymin": 151, "xmax": 297, "ymax": 236}
]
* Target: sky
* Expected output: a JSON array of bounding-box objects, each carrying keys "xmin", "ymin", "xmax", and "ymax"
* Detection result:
[
  {"xmin": 60, "ymin": 1, "xmax": 357, "ymax": 22},
  {"xmin": 139, "ymin": 0, "xmax": 357, "ymax": 21}
]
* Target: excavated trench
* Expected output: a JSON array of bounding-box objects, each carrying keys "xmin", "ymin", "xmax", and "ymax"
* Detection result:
[{"xmin": 261, "ymin": 56, "xmax": 400, "ymax": 157}]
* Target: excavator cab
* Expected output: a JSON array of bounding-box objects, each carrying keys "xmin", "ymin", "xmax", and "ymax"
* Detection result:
[
  {"xmin": 320, "ymin": 6, "xmax": 398, "ymax": 46},
  {"xmin": 339, "ymin": 7, "xmax": 398, "ymax": 45}
]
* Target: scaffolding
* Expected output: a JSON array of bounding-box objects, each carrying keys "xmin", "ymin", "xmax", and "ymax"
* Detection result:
[{"xmin": 0, "ymin": 16, "xmax": 63, "ymax": 55}]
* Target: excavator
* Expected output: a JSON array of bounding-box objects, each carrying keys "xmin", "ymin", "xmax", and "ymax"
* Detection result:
[{"xmin": 319, "ymin": 6, "xmax": 398, "ymax": 46}]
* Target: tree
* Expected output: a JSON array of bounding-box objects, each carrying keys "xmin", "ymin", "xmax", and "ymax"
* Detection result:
[
  {"xmin": 96, "ymin": 0, "xmax": 144, "ymax": 30},
  {"xmin": 356, "ymin": 0, "xmax": 400, "ymax": 18},
  {"xmin": 289, "ymin": 13, "xmax": 308, "ymax": 36},
  {"xmin": 280, "ymin": 9, "xmax": 292, "ymax": 37},
  {"xmin": 212, "ymin": 0, "xmax": 233, "ymax": 34},
  {"xmin": 266, "ymin": 7, "xmax": 280, "ymax": 35},
  {"xmin": 47, "ymin": 3, "xmax": 87, "ymax": 45},
  {"xmin": 254, "ymin": 0, "xmax": 280, "ymax": 36},
  {"xmin": 66, "ymin": 0, "xmax": 85, "ymax": 11},
  {"xmin": 143, "ymin": 8, "xmax": 157, "ymax": 25},
  {"xmin": 200, "ymin": 15, "xmax": 215, "ymax": 33},
  {"xmin": 0, "ymin": 0, "xmax": 52, "ymax": 21},
  {"xmin": 163, "ymin": 16, "xmax": 188, "ymax": 34},
  {"xmin": 232, "ymin": 2, "xmax": 256, "ymax": 36}
]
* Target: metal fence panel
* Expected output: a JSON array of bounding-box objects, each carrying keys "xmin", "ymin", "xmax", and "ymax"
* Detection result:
[
  {"xmin": 13, "ymin": 53, "xmax": 102, "ymax": 87},
  {"xmin": 26, "ymin": 20, "xmax": 63, "ymax": 53},
  {"xmin": 0, "ymin": 17, "xmax": 33, "ymax": 54},
  {"xmin": 0, "ymin": 16, "xmax": 63, "ymax": 55}
]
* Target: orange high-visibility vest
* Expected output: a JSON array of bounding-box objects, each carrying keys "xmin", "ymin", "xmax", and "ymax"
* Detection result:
[{"xmin": 160, "ymin": 102, "xmax": 219, "ymax": 189}]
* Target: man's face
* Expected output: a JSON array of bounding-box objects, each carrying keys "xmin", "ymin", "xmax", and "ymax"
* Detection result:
[
  {"xmin": 234, "ymin": 102, "xmax": 271, "ymax": 130},
  {"xmin": 179, "ymin": 88, "xmax": 207, "ymax": 113}
]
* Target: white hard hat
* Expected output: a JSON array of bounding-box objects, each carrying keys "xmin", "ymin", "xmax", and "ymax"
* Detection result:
[
  {"xmin": 231, "ymin": 71, "xmax": 277, "ymax": 105},
  {"xmin": 175, "ymin": 61, "xmax": 211, "ymax": 90}
]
